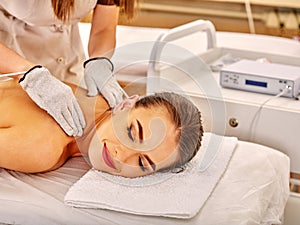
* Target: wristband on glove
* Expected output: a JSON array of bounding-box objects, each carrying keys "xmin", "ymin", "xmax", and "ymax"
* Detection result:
[
  {"xmin": 84, "ymin": 57, "xmax": 114, "ymax": 71},
  {"xmin": 19, "ymin": 65, "xmax": 42, "ymax": 83}
]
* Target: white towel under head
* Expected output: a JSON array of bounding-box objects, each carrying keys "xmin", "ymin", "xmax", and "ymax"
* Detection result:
[{"xmin": 64, "ymin": 133, "xmax": 238, "ymax": 219}]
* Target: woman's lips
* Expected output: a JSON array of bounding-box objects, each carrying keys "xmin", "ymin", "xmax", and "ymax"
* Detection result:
[{"xmin": 102, "ymin": 143, "xmax": 116, "ymax": 169}]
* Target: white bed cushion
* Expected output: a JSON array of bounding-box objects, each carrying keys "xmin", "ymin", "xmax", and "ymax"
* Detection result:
[{"xmin": 0, "ymin": 138, "xmax": 289, "ymax": 225}]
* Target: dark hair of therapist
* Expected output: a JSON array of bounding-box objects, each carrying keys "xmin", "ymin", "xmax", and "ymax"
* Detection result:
[{"xmin": 0, "ymin": 0, "xmax": 139, "ymax": 136}]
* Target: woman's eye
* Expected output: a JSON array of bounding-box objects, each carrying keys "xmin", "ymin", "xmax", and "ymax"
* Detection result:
[
  {"xmin": 138, "ymin": 156, "xmax": 146, "ymax": 172},
  {"xmin": 127, "ymin": 123, "xmax": 139, "ymax": 143},
  {"xmin": 127, "ymin": 125, "xmax": 134, "ymax": 141}
]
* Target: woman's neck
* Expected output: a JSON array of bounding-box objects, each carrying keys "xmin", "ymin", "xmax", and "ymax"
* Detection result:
[{"xmin": 67, "ymin": 83, "xmax": 111, "ymax": 156}]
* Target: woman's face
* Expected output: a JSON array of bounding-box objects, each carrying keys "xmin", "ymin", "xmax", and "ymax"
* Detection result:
[{"xmin": 88, "ymin": 96, "xmax": 179, "ymax": 178}]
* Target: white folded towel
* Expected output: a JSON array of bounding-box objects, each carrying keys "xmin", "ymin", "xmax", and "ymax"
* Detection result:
[{"xmin": 64, "ymin": 133, "xmax": 238, "ymax": 219}]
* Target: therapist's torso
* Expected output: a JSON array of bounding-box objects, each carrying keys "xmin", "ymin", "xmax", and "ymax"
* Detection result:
[{"xmin": 0, "ymin": 0, "xmax": 97, "ymax": 85}]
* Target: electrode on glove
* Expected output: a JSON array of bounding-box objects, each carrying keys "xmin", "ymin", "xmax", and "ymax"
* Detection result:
[
  {"xmin": 84, "ymin": 57, "xmax": 125, "ymax": 107},
  {"xmin": 19, "ymin": 65, "xmax": 86, "ymax": 136}
]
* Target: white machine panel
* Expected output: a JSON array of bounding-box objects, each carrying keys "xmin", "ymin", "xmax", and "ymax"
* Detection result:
[{"xmin": 220, "ymin": 59, "xmax": 300, "ymax": 98}]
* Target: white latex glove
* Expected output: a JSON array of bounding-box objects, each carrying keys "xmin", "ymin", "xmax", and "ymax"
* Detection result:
[
  {"xmin": 19, "ymin": 66, "xmax": 86, "ymax": 136},
  {"xmin": 84, "ymin": 57, "xmax": 123, "ymax": 108}
]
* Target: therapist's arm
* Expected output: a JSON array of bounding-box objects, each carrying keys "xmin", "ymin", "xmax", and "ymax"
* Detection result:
[
  {"xmin": 0, "ymin": 41, "xmax": 34, "ymax": 77},
  {"xmin": 83, "ymin": 3, "xmax": 123, "ymax": 107},
  {"xmin": 88, "ymin": 4, "xmax": 119, "ymax": 58}
]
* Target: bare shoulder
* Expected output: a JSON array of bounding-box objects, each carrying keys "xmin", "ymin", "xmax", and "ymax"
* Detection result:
[
  {"xmin": 0, "ymin": 124, "xmax": 72, "ymax": 173},
  {"xmin": 0, "ymin": 80, "xmax": 74, "ymax": 173}
]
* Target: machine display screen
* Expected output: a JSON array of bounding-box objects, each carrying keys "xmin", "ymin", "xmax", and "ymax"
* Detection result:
[{"xmin": 245, "ymin": 79, "xmax": 267, "ymax": 88}]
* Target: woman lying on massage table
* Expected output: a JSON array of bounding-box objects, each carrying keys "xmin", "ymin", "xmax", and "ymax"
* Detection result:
[{"xmin": 0, "ymin": 73, "xmax": 203, "ymax": 178}]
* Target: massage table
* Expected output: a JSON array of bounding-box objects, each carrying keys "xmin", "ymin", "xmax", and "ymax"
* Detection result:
[{"xmin": 0, "ymin": 135, "xmax": 289, "ymax": 225}]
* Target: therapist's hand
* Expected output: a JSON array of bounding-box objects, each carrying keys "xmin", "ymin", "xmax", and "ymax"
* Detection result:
[
  {"xmin": 84, "ymin": 57, "xmax": 123, "ymax": 108},
  {"xmin": 19, "ymin": 65, "xmax": 86, "ymax": 136}
]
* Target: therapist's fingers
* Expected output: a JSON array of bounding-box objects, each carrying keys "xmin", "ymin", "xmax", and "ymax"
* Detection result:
[
  {"xmin": 85, "ymin": 76, "xmax": 98, "ymax": 97},
  {"xmin": 72, "ymin": 99, "xmax": 86, "ymax": 129},
  {"xmin": 56, "ymin": 111, "xmax": 74, "ymax": 136}
]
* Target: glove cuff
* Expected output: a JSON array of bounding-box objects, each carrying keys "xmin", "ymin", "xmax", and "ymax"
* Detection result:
[
  {"xmin": 19, "ymin": 65, "xmax": 43, "ymax": 83},
  {"xmin": 83, "ymin": 57, "xmax": 114, "ymax": 71}
]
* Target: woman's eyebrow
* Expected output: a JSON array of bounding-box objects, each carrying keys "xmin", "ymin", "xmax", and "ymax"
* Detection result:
[
  {"xmin": 144, "ymin": 155, "xmax": 156, "ymax": 171},
  {"xmin": 136, "ymin": 119, "xmax": 143, "ymax": 142}
]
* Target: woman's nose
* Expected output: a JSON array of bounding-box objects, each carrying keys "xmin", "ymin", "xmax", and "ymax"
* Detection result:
[{"xmin": 114, "ymin": 145, "xmax": 136, "ymax": 163}]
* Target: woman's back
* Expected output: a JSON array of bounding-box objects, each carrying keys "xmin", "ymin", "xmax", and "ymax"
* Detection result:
[{"xmin": 0, "ymin": 79, "xmax": 74, "ymax": 172}]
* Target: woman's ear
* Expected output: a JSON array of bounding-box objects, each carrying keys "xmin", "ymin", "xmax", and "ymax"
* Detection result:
[{"xmin": 113, "ymin": 95, "xmax": 139, "ymax": 113}]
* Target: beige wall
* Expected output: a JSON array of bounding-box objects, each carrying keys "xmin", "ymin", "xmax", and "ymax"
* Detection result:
[{"xmin": 119, "ymin": 0, "xmax": 300, "ymax": 38}]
